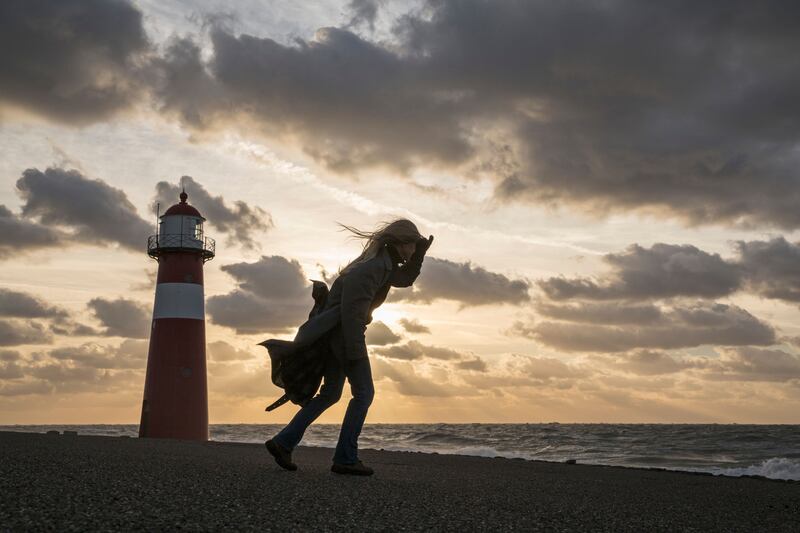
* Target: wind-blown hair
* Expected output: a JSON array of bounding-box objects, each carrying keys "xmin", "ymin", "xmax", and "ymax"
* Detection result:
[{"xmin": 335, "ymin": 218, "xmax": 423, "ymax": 277}]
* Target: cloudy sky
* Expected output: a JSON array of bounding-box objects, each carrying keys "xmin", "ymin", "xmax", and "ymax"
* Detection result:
[{"xmin": 2, "ymin": 0, "xmax": 800, "ymax": 424}]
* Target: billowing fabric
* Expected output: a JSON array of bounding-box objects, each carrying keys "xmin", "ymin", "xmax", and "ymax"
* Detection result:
[
  {"xmin": 260, "ymin": 280, "xmax": 333, "ymax": 411},
  {"xmin": 261, "ymin": 243, "xmax": 423, "ymax": 411}
]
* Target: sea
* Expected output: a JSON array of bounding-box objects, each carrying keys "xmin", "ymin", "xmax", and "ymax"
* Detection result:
[{"xmin": 3, "ymin": 423, "xmax": 798, "ymax": 481}]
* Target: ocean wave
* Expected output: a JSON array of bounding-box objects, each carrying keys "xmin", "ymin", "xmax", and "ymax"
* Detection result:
[
  {"xmin": 358, "ymin": 443, "xmax": 536, "ymax": 461},
  {"xmin": 712, "ymin": 457, "xmax": 800, "ymax": 481}
]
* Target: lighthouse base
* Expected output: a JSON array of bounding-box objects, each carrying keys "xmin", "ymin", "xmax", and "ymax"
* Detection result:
[{"xmin": 139, "ymin": 318, "xmax": 208, "ymax": 441}]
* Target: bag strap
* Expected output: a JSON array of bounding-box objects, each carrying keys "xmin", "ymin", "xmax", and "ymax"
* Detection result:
[{"xmin": 265, "ymin": 393, "xmax": 290, "ymax": 412}]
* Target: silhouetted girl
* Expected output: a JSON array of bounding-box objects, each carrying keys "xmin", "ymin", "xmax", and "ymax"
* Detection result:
[{"xmin": 266, "ymin": 218, "xmax": 433, "ymax": 475}]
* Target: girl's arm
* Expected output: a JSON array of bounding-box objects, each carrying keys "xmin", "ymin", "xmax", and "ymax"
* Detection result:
[{"xmin": 390, "ymin": 235, "xmax": 434, "ymax": 288}]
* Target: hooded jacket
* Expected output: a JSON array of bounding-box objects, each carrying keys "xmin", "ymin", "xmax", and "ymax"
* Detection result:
[{"xmin": 260, "ymin": 242, "xmax": 424, "ymax": 411}]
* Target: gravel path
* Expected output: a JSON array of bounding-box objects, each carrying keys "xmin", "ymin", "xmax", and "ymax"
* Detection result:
[{"xmin": 1, "ymin": 430, "xmax": 798, "ymax": 532}]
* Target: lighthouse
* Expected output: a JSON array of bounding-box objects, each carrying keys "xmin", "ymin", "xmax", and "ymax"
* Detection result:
[{"xmin": 139, "ymin": 190, "xmax": 215, "ymax": 440}]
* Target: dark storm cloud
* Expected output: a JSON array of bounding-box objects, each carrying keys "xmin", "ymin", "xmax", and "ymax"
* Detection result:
[
  {"xmin": 373, "ymin": 339, "xmax": 464, "ymax": 361},
  {"xmin": 523, "ymin": 238, "xmax": 800, "ymax": 354},
  {"xmin": 711, "ymin": 347, "xmax": 800, "ymax": 382},
  {"xmin": 514, "ymin": 302, "xmax": 776, "ymax": 353},
  {"xmin": 0, "ymin": 289, "xmax": 67, "ymax": 319},
  {"xmin": 538, "ymin": 238, "xmax": 800, "ymax": 308},
  {"xmin": 152, "ymin": 176, "xmax": 273, "ymax": 249},
  {"xmin": 87, "ymin": 298, "xmax": 150, "ymax": 339},
  {"xmin": 207, "ymin": 290, "xmax": 296, "ymax": 335},
  {"xmin": 0, "ymin": 320, "xmax": 52, "ymax": 346},
  {"xmin": 534, "ymin": 300, "xmax": 663, "ymax": 325},
  {"xmin": 365, "ymin": 321, "xmax": 402, "ymax": 346},
  {"xmin": 0, "ymin": 289, "xmax": 97, "ymax": 338},
  {"xmin": 735, "ymin": 237, "xmax": 800, "ymax": 303},
  {"xmin": 220, "ymin": 256, "xmax": 308, "ymax": 301},
  {"xmin": 48, "ymin": 321, "xmax": 101, "ymax": 337},
  {"xmin": 5, "ymin": 166, "xmax": 273, "ymax": 259},
  {"xmin": 156, "ymin": 24, "xmax": 472, "ymax": 174},
  {"xmin": 539, "ymin": 244, "xmax": 742, "ymax": 301},
  {"xmin": 0, "ymin": 205, "xmax": 62, "ymax": 259},
  {"xmin": 5, "ymin": 1, "xmax": 800, "ymax": 230},
  {"xmin": 402, "ymin": 0, "xmax": 800, "ymax": 229},
  {"xmin": 207, "ymin": 256, "xmax": 311, "ymax": 334},
  {"xmin": 150, "ymin": 37, "xmax": 222, "ymax": 129},
  {"xmin": 7, "ymin": 1, "xmax": 800, "ymax": 230},
  {"xmin": 398, "ymin": 317, "xmax": 430, "ymax": 334},
  {"xmin": 346, "ymin": 0, "xmax": 381, "ymax": 31},
  {"xmin": 386, "ymin": 257, "xmax": 531, "ymax": 308},
  {"xmin": 16, "ymin": 167, "xmax": 152, "ymax": 251},
  {"xmin": 0, "ymin": 0, "xmax": 149, "ymax": 123},
  {"xmin": 146, "ymin": 0, "xmax": 800, "ymax": 229}
]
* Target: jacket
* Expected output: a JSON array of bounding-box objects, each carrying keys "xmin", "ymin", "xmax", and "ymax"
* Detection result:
[{"xmin": 260, "ymin": 242, "xmax": 423, "ymax": 411}]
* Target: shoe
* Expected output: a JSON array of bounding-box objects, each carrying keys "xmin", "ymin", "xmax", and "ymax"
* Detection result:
[
  {"xmin": 265, "ymin": 438, "xmax": 297, "ymax": 471},
  {"xmin": 331, "ymin": 460, "xmax": 374, "ymax": 476}
]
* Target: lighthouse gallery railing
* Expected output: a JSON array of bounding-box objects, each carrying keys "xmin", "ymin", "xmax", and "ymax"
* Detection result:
[{"xmin": 147, "ymin": 234, "xmax": 215, "ymax": 262}]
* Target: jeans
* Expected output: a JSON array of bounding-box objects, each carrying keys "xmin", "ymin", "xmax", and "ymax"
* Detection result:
[{"xmin": 272, "ymin": 355, "xmax": 374, "ymax": 464}]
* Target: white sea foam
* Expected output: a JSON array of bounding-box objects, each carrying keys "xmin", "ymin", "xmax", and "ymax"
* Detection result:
[{"xmin": 712, "ymin": 458, "xmax": 800, "ymax": 481}]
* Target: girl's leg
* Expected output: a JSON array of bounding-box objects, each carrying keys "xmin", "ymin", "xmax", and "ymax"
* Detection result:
[
  {"xmin": 332, "ymin": 356, "xmax": 375, "ymax": 464},
  {"xmin": 273, "ymin": 355, "xmax": 345, "ymax": 450}
]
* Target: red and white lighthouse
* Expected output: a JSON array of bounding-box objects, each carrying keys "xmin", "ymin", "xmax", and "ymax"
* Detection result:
[{"xmin": 139, "ymin": 190, "xmax": 215, "ymax": 441}]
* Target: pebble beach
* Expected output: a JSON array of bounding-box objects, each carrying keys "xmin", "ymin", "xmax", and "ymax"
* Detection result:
[{"xmin": 1, "ymin": 430, "xmax": 798, "ymax": 531}]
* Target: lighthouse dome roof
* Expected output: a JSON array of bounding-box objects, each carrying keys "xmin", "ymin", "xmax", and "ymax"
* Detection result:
[{"xmin": 162, "ymin": 191, "xmax": 204, "ymax": 218}]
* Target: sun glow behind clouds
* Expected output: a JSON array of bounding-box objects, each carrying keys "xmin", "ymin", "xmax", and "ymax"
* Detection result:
[{"xmin": 370, "ymin": 306, "xmax": 404, "ymax": 327}]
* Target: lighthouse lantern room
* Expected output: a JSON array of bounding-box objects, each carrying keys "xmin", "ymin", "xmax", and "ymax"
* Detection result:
[
  {"xmin": 139, "ymin": 190, "xmax": 215, "ymax": 441},
  {"xmin": 148, "ymin": 190, "xmax": 214, "ymax": 260}
]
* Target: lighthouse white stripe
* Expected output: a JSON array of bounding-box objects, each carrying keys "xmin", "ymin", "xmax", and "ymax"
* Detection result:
[{"xmin": 153, "ymin": 283, "xmax": 205, "ymax": 320}]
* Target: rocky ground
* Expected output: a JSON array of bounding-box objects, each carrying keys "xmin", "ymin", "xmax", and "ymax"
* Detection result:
[{"xmin": 1, "ymin": 430, "xmax": 798, "ymax": 531}]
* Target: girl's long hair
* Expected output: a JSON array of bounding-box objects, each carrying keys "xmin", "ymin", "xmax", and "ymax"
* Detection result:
[{"xmin": 335, "ymin": 218, "xmax": 424, "ymax": 277}]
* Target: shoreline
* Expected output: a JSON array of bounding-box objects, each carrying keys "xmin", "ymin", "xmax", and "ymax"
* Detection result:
[
  {"xmin": 1, "ymin": 424, "xmax": 798, "ymax": 483},
  {"xmin": 231, "ymin": 440, "xmax": 800, "ymax": 484},
  {"xmin": 337, "ymin": 449, "xmax": 800, "ymax": 484},
  {"xmin": 2, "ymin": 430, "xmax": 798, "ymax": 531}
]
